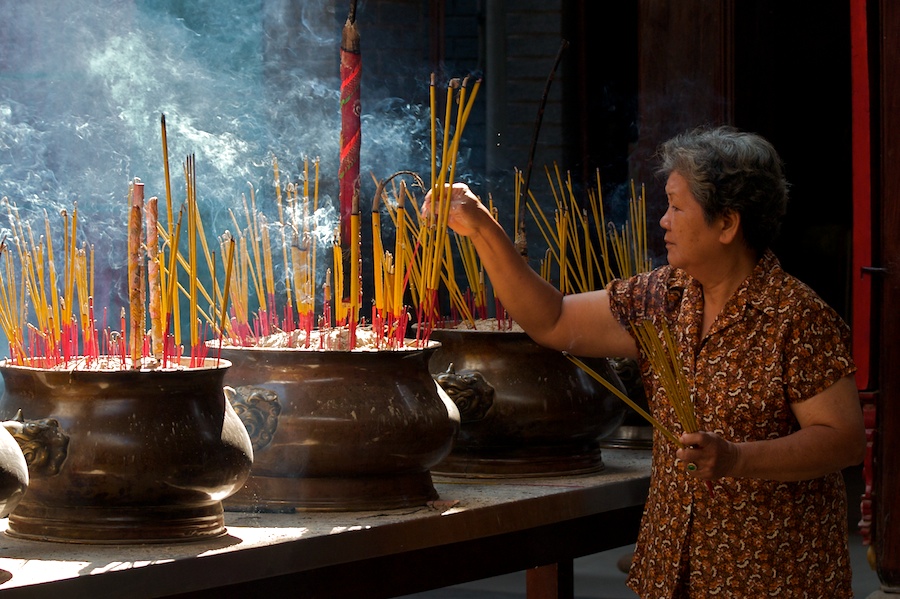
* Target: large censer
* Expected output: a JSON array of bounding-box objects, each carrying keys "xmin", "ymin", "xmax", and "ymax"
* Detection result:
[
  {"xmin": 0, "ymin": 358, "xmax": 253, "ymax": 544},
  {"xmin": 427, "ymin": 326, "xmax": 626, "ymax": 478},
  {"xmin": 218, "ymin": 341, "xmax": 459, "ymax": 512}
]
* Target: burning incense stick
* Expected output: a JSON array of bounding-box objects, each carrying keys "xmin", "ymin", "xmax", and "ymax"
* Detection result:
[
  {"xmin": 128, "ymin": 180, "xmax": 144, "ymax": 367},
  {"xmin": 517, "ymin": 39, "xmax": 569, "ymax": 259},
  {"xmin": 146, "ymin": 196, "xmax": 163, "ymax": 357},
  {"xmin": 161, "ymin": 114, "xmax": 174, "ymax": 238},
  {"xmin": 371, "ymin": 183, "xmax": 385, "ymax": 317},
  {"xmin": 332, "ymin": 228, "xmax": 344, "ymax": 326}
]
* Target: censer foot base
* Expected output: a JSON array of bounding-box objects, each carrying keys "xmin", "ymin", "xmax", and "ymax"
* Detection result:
[
  {"xmin": 225, "ymin": 471, "xmax": 439, "ymax": 512},
  {"xmin": 433, "ymin": 445, "xmax": 605, "ymax": 479},
  {"xmin": 6, "ymin": 502, "xmax": 226, "ymax": 544},
  {"xmin": 599, "ymin": 425, "xmax": 654, "ymax": 450}
]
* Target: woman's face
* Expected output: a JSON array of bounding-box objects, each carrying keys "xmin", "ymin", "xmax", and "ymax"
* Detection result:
[{"xmin": 659, "ymin": 171, "xmax": 723, "ymax": 271}]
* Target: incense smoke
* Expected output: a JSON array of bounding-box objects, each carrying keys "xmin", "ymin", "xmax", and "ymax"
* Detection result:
[{"xmin": 0, "ymin": 0, "xmax": 446, "ymax": 354}]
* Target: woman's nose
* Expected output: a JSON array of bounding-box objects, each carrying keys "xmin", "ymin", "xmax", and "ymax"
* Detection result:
[{"xmin": 659, "ymin": 210, "xmax": 670, "ymax": 230}]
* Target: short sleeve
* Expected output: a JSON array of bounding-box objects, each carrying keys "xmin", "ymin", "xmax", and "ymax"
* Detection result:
[
  {"xmin": 782, "ymin": 291, "xmax": 856, "ymax": 403},
  {"xmin": 607, "ymin": 266, "xmax": 684, "ymax": 332},
  {"xmin": 606, "ymin": 273, "xmax": 650, "ymax": 330}
]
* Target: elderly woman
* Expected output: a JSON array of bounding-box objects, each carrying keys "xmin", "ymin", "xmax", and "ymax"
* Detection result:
[{"xmin": 427, "ymin": 126, "xmax": 866, "ymax": 597}]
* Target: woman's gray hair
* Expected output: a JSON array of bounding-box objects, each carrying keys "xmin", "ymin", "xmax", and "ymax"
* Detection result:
[{"xmin": 656, "ymin": 126, "xmax": 789, "ymax": 253}]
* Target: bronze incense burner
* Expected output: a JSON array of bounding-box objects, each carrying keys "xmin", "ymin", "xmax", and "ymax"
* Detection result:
[
  {"xmin": 0, "ymin": 358, "xmax": 253, "ymax": 544},
  {"xmin": 219, "ymin": 342, "xmax": 459, "ymax": 512},
  {"xmin": 427, "ymin": 328, "xmax": 627, "ymax": 477}
]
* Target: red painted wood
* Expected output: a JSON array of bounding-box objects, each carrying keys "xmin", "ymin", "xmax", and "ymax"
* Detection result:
[{"xmin": 851, "ymin": 0, "xmax": 874, "ymax": 392}]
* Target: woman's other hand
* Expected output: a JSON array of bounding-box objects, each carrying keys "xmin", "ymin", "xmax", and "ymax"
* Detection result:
[{"xmin": 676, "ymin": 432, "xmax": 739, "ymax": 480}]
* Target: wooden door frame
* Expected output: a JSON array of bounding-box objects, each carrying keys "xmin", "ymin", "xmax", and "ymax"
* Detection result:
[{"xmin": 872, "ymin": 0, "xmax": 900, "ymax": 589}]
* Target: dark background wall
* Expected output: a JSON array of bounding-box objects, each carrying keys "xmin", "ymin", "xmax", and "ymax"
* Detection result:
[{"xmin": 437, "ymin": 0, "xmax": 851, "ymax": 318}]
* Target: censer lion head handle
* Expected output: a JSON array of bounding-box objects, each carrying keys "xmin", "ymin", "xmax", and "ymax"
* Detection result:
[
  {"xmin": 2, "ymin": 409, "xmax": 68, "ymax": 477},
  {"xmin": 433, "ymin": 364, "xmax": 494, "ymax": 423},
  {"xmin": 225, "ymin": 386, "xmax": 281, "ymax": 452}
]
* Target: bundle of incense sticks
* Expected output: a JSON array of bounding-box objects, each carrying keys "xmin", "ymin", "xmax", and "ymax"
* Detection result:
[
  {"xmin": 605, "ymin": 179, "xmax": 651, "ymax": 279},
  {"xmin": 525, "ymin": 166, "xmax": 651, "ymax": 294},
  {"xmin": 630, "ymin": 319, "xmax": 697, "ymax": 435},
  {"xmin": 368, "ymin": 73, "xmax": 483, "ymax": 343},
  {"xmin": 154, "ymin": 149, "xmax": 233, "ymax": 367},
  {"xmin": 446, "ymin": 197, "xmax": 514, "ymax": 331},
  {"xmin": 370, "ymin": 173, "xmax": 418, "ymax": 349},
  {"xmin": 0, "ymin": 199, "xmax": 85, "ymax": 366},
  {"xmin": 415, "ymin": 74, "xmax": 482, "ymax": 337},
  {"xmin": 0, "ymin": 115, "xmax": 238, "ymax": 370},
  {"xmin": 222, "ymin": 156, "xmax": 329, "ymax": 347},
  {"xmin": 0, "ymin": 167, "xmax": 210, "ymax": 370},
  {"xmin": 564, "ymin": 351, "xmax": 684, "ymax": 448},
  {"xmin": 165, "ymin": 149, "xmax": 379, "ymax": 352},
  {"xmin": 564, "ymin": 319, "xmax": 696, "ymax": 448},
  {"xmin": 631, "ymin": 319, "xmax": 719, "ymax": 497},
  {"xmin": 158, "ymin": 151, "xmax": 329, "ymax": 351}
]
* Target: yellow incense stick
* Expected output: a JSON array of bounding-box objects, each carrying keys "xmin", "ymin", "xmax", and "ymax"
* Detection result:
[
  {"xmin": 430, "ymin": 73, "xmax": 437, "ymax": 190},
  {"xmin": 219, "ymin": 238, "xmax": 236, "ymax": 338},
  {"xmin": 372, "ymin": 205, "xmax": 384, "ymax": 313},
  {"xmin": 349, "ymin": 211, "xmax": 361, "ymax": 322},
  {"xmin": 273, "ymin": 156, "xmax": 293, "ymax": 318},
  {"xmin": 161, "ymin": 114, "xmax": 174, "ymax": 239}
]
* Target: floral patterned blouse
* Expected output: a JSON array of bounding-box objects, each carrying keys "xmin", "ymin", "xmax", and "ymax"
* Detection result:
[{"xmin": 607, "ymin": 250, "xmax": 856, "ymax": 598}]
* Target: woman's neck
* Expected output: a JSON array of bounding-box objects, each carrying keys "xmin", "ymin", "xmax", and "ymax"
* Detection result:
[{"xmin": 695, "ymin": 247, "xmax": 759, "ymax": 336}]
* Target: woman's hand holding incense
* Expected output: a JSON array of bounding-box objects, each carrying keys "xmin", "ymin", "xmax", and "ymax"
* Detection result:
[
  {"xmin": 423, "ymin": 183, "xmax": 494, "ymax": 238},
  {"xmin": 677, "ymin": 378, "xmax": 864, "ymax": 483},
  {"xmin": 676, "ymin": 431, "xmax": 739, "ymax": 480}
]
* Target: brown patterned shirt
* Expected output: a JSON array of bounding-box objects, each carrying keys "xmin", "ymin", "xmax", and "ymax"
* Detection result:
[{"xmin": 608, "ymin": 250, "xmax": 856, "ymax": 598}]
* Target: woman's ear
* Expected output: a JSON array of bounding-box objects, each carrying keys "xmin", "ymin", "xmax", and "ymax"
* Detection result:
[{"xmin": 718, "ymin": 209, "xmax": 742, "ymax": 244}]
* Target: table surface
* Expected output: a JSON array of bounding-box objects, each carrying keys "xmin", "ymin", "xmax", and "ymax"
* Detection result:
[{"xmin": 0, "ymin": 449, "xmax": 651, "ymax": 598}]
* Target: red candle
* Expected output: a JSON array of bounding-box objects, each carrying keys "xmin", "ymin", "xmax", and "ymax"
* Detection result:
[{"xmin": 339, "ymin": 1, "xmax": 361, "ymax": 264}]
